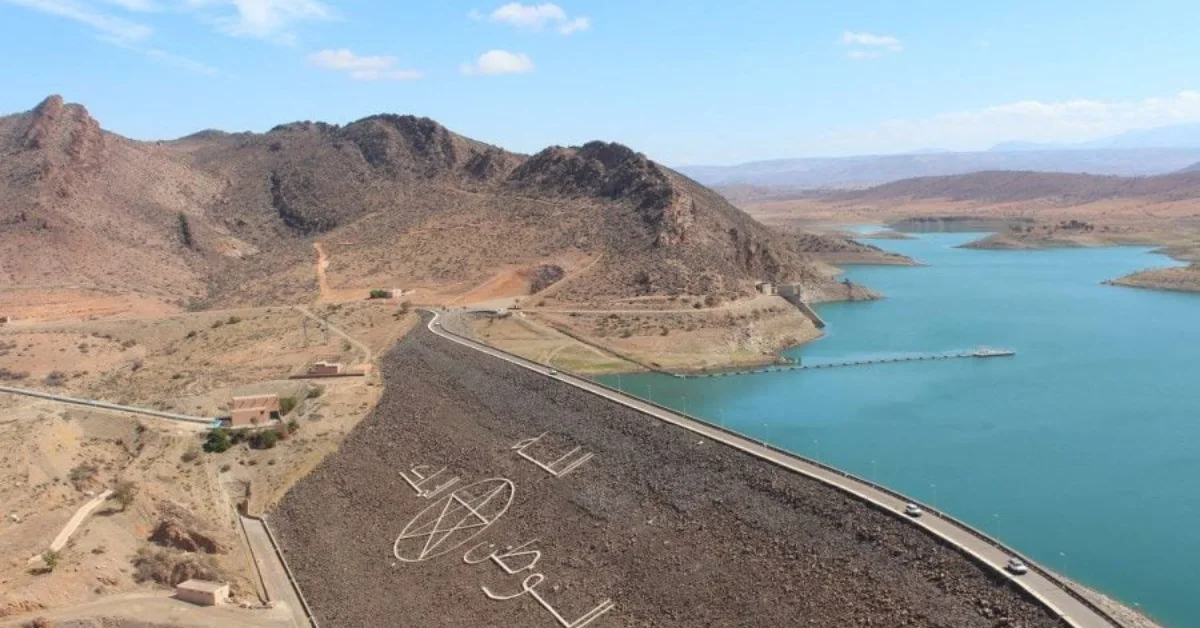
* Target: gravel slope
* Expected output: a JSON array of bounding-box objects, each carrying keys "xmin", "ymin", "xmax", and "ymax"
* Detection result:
[{"xmin": 271, "ymin": 319, "xmax": 1065, "ymax": 627}]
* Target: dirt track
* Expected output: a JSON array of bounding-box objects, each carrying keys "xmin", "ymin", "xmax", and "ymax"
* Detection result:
[{"xmin": 271, "ymin": 318, "xmax": 1064, "ymax": 627}]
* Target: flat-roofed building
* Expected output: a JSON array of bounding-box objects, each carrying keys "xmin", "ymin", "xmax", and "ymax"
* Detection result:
[
  {"xmin": 176, "ymin": 579, "xmax": 229, "ymax": 606},
  {"xmin": 230, "ymin": 394, "xmax": 281, "ymax": 427},
  {"xmin": 306, "ymin": 360, "xmax": 344, "ymax": 377}
]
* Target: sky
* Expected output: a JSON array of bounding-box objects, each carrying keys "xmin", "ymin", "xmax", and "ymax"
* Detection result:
[{"xmin": 3, "ymin": 0, "xmax": 1200, "ymax": 165}]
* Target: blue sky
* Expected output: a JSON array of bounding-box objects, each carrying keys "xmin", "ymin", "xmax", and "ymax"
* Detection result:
[{"xmin": 2, "ymin": 0, "xmax": 1200, "ymax": 165}]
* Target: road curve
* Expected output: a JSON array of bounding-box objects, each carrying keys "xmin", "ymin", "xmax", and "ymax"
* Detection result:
[{"xmin": 428, "ymin": 309, "xmax": 1118, "ymax": 628}]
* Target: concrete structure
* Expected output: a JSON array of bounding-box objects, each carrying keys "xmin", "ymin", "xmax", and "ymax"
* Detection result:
[
  {"xmin": 755, "ymin": 281, "xmax": 776, "ymax": 295},
  {"xmin": 306, "ymin": 360, "xmax": 343, "ymax": 377},
  {"xmin": 176, "ymin": 580, "xmax": 229, "ymax": 606},
  {"xmin": 230, "ymin": 394, "xmax": 281, "ymax": 427},
  {"xmin": 427, "ymin": 310, "xmax": 1121, "ymax": 628}
]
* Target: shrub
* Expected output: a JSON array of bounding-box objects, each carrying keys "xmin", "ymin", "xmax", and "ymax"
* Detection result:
[
  {"xmin": 279, "ymin": 395, "xmax": 298, "ymax": 416},
  {"xmin": 226, "ymin": 315, "xmax": 242, "ymax": 325},
  {"xmin": 112, "ymin": 480, "xmax": 138, "ymax": 511},
  {"xmin": 184, "ymin": 299, "xmax": 209, "ymax": 312},
  {"xmin": 306, "ymin": 386, "xmax": 324, "ymax": 399},
  {"xmin": 368, "ymin": 289, "xmax": 390, "ymax": 299},
  {"xmin": 68, "ymin": 464, "xmax": 98, "ymax": 490},
  {"xmin": 0, "ymin": 368, "xmax": 29, "ymax": 381},
  {"xmin": 203, "ymin": 428, "xmax": 231, "ymax": 453},
  {"xmin": 43, "ymin": 371, "xmax": 66, "ymax": 387},
  {"xmin": 249, "ymin": 429, "xmax": 279, "ymax": 450},
  {"xmin": 286, "ymin": 419, "xmax": 300, "ymax": 435},
  {"xmin": 41, "ymin": 549, "xmax": 61, "ymax": 572},
  {"xmin": 177, "ymin": 212, "xmax": 193, "ymax": 248},
  {"xmin": 181, "ymin": 448, "xmax": 200, "ymax": 463}
]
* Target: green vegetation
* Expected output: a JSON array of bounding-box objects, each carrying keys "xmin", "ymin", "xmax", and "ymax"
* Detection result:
[
  {"xmin": 40, "ymin": 549, "xmax": 61, "ymax": 572},
  {"xmin": 203, "ymin": 428, "xmax": 231, "ymax": 453},
  {"xmin": 177, "ymin": 212, "xmax": 193, "ymax": 248},
  {"xmin": 68, "ymin": 464, "xmax": 98, "ymax": 490},
  {"xmin": 249, "ymin": 429, "xmax": 279, "ymax": 450},
  {"xmin": 184, "ymin": 299, "xmax": 209, "ymax": 312},
  {"xmin": 306, "ymin": 385, "xmax": 324, "ymax": 399},
  {"xmin": 112, "ymin": 480, "xmax": 138, "ymax": 511},
  {"xmin": 369, "ymin": 289, "xmax": 391, "ymax": 299},
  {"xmin": 279, "ymin": 395, "xmax": 298, "ymax": 416}
]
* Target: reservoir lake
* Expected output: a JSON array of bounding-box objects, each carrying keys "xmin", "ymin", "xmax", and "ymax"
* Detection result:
[{"xmin": 600, "ymin": 233, "xmax": 1199, "ymax": 626}]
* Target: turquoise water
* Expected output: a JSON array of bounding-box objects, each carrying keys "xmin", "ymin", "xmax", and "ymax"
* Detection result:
[{"xmin": 600, "ymin": 234, "xmax": 1200, "ymax": 625}]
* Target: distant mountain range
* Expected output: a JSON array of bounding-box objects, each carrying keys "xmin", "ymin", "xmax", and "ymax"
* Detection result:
[
  {"xmin": 681, "ymin": 121, "xmax": 1200, "ymax": 189},
  {"xmin": 990, "ymin": 122, "xmax": 1200, "ymax": 152}
]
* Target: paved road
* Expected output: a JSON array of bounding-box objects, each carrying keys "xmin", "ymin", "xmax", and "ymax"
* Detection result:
[
  {"xmin": 428, "ymin": 310, "xmax": 1118, "ymax": 628},
  {"xmin": 240, "ymin": 514, "xmax": 311, "ymax": 628},
  {"xmin": 0, "ymin": 385, "xmax": 212, "ymax": 426}
]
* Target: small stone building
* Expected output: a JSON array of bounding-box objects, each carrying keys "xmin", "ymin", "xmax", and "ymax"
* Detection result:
[
  {"xmin": 230, "ymin": 394, "xmax": 281, "ymax": 427},
  {"xmin": 176, "ymin": 579, "xmax": 229, "ymax": 606},
  {"xmin": 306, "ymin": 360, "xmax": 344, "ymax": 377},
  {"xmin": 756, "ymin": 281, "xmax": 776, "ymax": 295}
]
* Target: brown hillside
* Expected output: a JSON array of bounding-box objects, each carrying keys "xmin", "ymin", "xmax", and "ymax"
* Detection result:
[
  {"xmin": 0, "ymin": 96, "xmax": 230, "ymax": 309},
  {"xmin": 1, "ymin": 96, "xmax": 888, "ymax": 314},
  {"xmin": 835, "ymin": 169, "xmax": 1200, "ymax": 204}
]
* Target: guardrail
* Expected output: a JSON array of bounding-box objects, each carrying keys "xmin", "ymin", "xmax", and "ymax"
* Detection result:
[
  {"xmin": 430, "ymin": 310, "xmax": 1125, "ymax": 628},
  {"xmin": 242, "ymin": 512, "xmax": 321, "ymax": 628}
]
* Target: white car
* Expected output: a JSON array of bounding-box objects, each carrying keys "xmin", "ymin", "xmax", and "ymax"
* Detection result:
[
  {"xmin": 904, "ymin": 503, "xmax": 923, "ymax": 517},
  {"xmin": 548, "ymin": 369, "xmax": 559, "ymax": 376},
  {"xmin": 1006, "ymin": 558, "xmax": 1029, "ymax": 575}
]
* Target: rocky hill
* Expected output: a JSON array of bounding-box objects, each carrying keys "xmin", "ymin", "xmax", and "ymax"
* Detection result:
[
  {"xmin": 0, "ymin": 95, "xmax": 889, "ymax": 311},
  {"xmin": 833, "ymin": 169, "xmax": 1200, "ymax": 204}
]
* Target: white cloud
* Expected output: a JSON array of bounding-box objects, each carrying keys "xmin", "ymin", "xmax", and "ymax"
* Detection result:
[
  {"xmin": 557, "ymin": 15, "xmax": 589, "ymax": 35},
  {"xmin": 2, "ymin": 0, "xmax": 153, "ymax": 41},
  {"xmin": 817, "ymin": 90, "xmax": 1200, "ymax": 155},
  {"xmin": 2, "ymin": 0, "xmax": 227, "ymax": 74},
  {"xmin": 460, "ymin": 49, "xmax": 534, "ymax": 75},
  {"xmin": 186, "ymin": 0, "xmax": 333, "ymax": 43},
  {"xmin": 476, "ymin": 2, "xmax": 590, "ymax": 35},
  {"xmin": 102, "ymin": 35, "xmax": 219, "ymax": 74},
  {"xmin": 309, "ymin": 49, "xmax": 422, "ymax": 81},
  {"xmin": 98, "ymin": 0, "xmax": 155, "ymax": 10},
  {"xmin": 848, "ymin": 50, "xmax": 881, "ymax": 60},
  {"xmin": 841, "ymin": 30, "xmax": 903, "ymax": 59}
]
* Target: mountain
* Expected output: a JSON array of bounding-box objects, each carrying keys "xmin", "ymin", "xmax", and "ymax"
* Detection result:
[
  {"xmin": 832, "ymin": 169, "xmax": 1200, "ymax": 204},
  {"xmin": 991, "ymin": 122, "xmax": 1200, "ymax": 152},
  {"xmin": 0, "ymin": 95, "xmax": 881, "ymax": 310},
  {"xmin": 679, "ymin": 148, "xmax": 1200, "ymax": 189}
]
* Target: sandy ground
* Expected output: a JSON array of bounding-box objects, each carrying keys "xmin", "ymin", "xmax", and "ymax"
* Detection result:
[
  {"xmin": 1108, "ymin": 264, "xmax": 1200, "ymax": 293},
  {"xmin": 463, "ymin": 296, "xmax": 826, "ymax": 374},
  {"xmin": 0, "ymin": 298, "xmax": 415, "ymax": 623},
  {"xmin": 0, "ymin": 591, "xmax": 292, "ymax": 628}
]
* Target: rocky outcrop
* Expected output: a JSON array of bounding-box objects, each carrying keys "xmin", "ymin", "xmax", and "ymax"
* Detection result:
[{"xmin": 148, "ymin": 517, "xmax": 225, "ymax": 554}]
